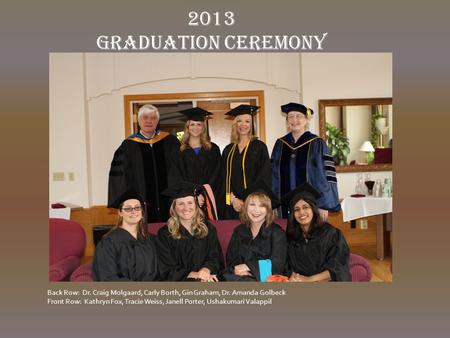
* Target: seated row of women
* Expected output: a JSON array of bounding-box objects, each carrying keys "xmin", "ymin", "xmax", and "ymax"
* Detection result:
[{"xmin": 93, "ymin": 182, "xmax": 351, "ymax": 282}]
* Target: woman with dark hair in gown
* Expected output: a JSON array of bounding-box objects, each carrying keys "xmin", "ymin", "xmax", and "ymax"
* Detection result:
[
  {"xmin": 92, "ymin": 191, "xmax": 159, "ymax": 281},
  {"xmin": 282, "ymin": 183, "xmax": 351, "ymax": 282}
]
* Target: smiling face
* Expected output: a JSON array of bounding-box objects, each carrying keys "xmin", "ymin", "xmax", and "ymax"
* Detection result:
[
  {"xmin": 236, "ymin": 114, "xmax": 252, "ymax": 137},
  {"xmin": 246, "ymin": 196, "xmax": 268, "ymax": 226},
  {"xmin": 187, "ymin": 120, "xmax": 204, "ymax": 138},
  {"xmin": 119, "ymin": 199, "xmax": 143, "ymax": 226},
  {"xmin": 174, "ymin": 196, "xmax": 196, "ymax": 222},
  {"xmin": 293, "ymin": 199, "xmax": 313, "ymax": 228},
  {"xmin": 138, "ymin": 111, "xmax": 159, "ymax": 135},
  {"xmin": 287, "ymin": 111, "xmax": 308, "ymax": 134}
]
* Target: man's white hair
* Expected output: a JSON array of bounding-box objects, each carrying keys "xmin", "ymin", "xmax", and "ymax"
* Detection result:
[{"xmin": 137, "ymin": 104, "xmax": 160, "ymax": 120}]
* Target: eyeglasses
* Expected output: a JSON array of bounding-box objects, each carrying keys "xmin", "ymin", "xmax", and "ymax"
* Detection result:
[
  {"xmin": 121, "ymin": 206, "xmax": 142, "ymax": 213},
  {"xmin": 287, "ymin": 114, "xmax": 305, "ymax": 120}
]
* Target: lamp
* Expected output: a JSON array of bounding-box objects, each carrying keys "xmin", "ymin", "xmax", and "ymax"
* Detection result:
[
  {"xmin": 359, "ymin": 141, "xmax": 375, "ymax": 164},
  {"xmin": 375, "ymin": 117, "xmax": 389, "ymax": 148}
]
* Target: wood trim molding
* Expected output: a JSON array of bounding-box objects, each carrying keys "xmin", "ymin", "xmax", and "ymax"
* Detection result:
[
  {"xmin": 336, "ymin": 163, "xmax": 392, "ymax": 173},
  {"xmin": 124, "ymin": 90, "xmax": 266, "ymax": 142},
  {"xmin": 319, "ymin": 97, "xmax": 393, "ymax": 173}
]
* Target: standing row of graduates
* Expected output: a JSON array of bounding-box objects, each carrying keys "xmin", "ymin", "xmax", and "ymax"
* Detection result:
[
  {"xmin": 93, "ymin": 182, "xmax": 351, "ymax": 282},
  {"xmin": 108, "ymin": 102, "xmax": 340, "ymax": 222}
]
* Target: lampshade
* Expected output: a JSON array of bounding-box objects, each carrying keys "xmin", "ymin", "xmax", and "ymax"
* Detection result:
[
  {"xmin": 375, "ymin": 117, "xmax": 387, "ymax": 131},
  {"xmin": 359, "ymin": 141, "xmax": 375, "ymax": 152},
  {"xmin": 378, "ymin": 126, "xmax": 389, "ymax": 135}
]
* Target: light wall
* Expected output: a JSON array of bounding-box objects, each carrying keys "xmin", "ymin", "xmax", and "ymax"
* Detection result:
[
  {"xmin": 49, "ymin": 52, "xmax": 393, "ymax": 207},
  {"xmin": 300, "ymin": 53, "xmax": 393, "ymax": 197},
  {"xmin": 344, "ymin": 105, "xmax": 372, "ymax": 163},
  {"xmin": 50, "ymin": 53, "xmax": 302, "ymax": 207},
  {"xmin": 49, "ymin": 54, "xmax": 90, "ymax": 207}
]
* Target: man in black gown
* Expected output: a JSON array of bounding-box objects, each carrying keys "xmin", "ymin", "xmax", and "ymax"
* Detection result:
[{"xmin": 108, "ymin": 104, "xmax": 180, "ymax": 222}]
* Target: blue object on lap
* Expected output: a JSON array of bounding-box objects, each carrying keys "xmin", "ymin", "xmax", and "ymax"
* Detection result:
[{"xmin": 258, "ymin": 259, "xmax": 272, "ymax": 282}]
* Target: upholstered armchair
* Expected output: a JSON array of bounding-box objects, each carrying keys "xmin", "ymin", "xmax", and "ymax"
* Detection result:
[
  {"xmin": 349, "ymin": 253, "xmax": 372, "ymax": 281},
  {"xmin": 49, "ymin": 218, "xmax": 86, "ymax": 281}
]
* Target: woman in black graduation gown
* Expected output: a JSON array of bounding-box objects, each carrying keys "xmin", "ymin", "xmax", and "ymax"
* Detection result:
[
  {"xmin": 170, "ymin": 107, "xmax": 222, "ymax": 219},
  {"xmin": 156, "ymin": 182, "xmax": 224, "ymax": 281},
  {"xmin": 222, "ymin": 104, "xmax": 272, "ymax": 219},
  {"xmin": 92, "ymin": 192, "xmax": 159, "ymax": 281},
  {"xmin": 222, "ymin": 182, "xmax": 287, "ymax": 281},
  {"xmin": 283, "ymin": 183, "xmax": 351, "ymax": 282}
]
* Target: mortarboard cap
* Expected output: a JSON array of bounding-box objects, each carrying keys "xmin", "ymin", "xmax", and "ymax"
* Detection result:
[
  {"xmin": 281, "ymin": 102, "xmax": 314, "ymax": 117},
  {"xmin": 226, "ymin": 104, "xmax": 260, "ymax": 135},
  {"xmin": 225, "ymin": 104, "xmax": 260, "ymax": 117},
  {"xmin": 108, "ymin": 188, "xmax": 145, "ymax": 209},
  {"xmin": 179, "ymin": 107, "xmax": 213, "ymax": 122},
  {"xmin": 161, "ymin": 181, "xmax": 204, "ymax": 200},
  {"xmin": 108, "ymin": 188, "xmax": 148, "ymax": 224},
  {"xmin": 281, "ymin": 182, "xmax": 321, "ymax": 210},
  {"xmin": 235, "ymin": 181, "xmax": 280, "ymax": 209}
]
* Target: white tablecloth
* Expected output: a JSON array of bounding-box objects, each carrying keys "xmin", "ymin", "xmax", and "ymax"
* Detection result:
[
  {"xmin": 49, "ymin": 207, "xmax": 71, "ymax": 220},
  {"xmin": 341, "ymin": 197, "xmax": 392, "ymax": 222}
]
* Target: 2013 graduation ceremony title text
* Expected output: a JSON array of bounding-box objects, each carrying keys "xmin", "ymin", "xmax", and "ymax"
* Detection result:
[{"xmin": 97, "ymin": 11, "xmax": 328, "ymax": 51}]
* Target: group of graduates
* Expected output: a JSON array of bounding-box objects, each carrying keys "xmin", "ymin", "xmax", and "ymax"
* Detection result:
[{"xmin": 92, "ymin": 102, "xmax": 351, "ymax": 282}]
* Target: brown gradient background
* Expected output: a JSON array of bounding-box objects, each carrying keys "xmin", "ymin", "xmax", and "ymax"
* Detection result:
[{"xmin": 1, "ymin": 0, "xmax": 449, "ymax": 337}]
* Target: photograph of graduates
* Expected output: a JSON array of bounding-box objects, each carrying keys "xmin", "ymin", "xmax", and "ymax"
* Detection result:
[
  {"xmin": 169, "ymin": 107, "xmax": 223, "ymax": 220},
  {"xmin": 50, "ymin": 53, "xmax": 392, "ymax": 283},
  {"xmin": 221, "ymin": 182, "xmax": 287, "ymax": 281},
  {"xmin": 156, "ymin": 182, "xmax": 224, "ymax": 281},
  {"xmin": 222, "ymin": 104, "xmax": 272, "ymax": 219},
  {"xmin": 282, "ymin": 183, "xmax": 351, "ymax": 282},
  {"xmin": 92, "ymin": 190, "xmax": 159, "ymax": 281},
  {"xmin": 271, "ymin": 103, "xmax": 340, "ymax": 221},
  {"xmin": 108, "ymin": 104, "xmax": 180, "ymax": 222}
]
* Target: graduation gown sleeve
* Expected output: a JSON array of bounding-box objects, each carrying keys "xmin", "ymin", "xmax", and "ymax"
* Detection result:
[
  {"xmin": 243, "ymin": 225, "xmax": 287, "ymax": 278},
  {"xmin": 156, "ymin": 227, "xmax": 191, "ymax": 281},
  {"xmin": 308, "ymin": 138, "xmax": 340, "ymax": 212},
  {"xmin": 248, "ymin": 140, "xmax": 272, "ymax": 189},
  {"xmin": 92, "ymin": 229, "xmax": 159, "ymax": 281},
  {"xmin": 225, "ymin": 224, "xmax": 287, "ymax": 281},
  {"xmin": 164, "ymin": 134, "xmax": 182, "ymax": 187},
  {"xmin": 225, "ymin": 227, "xmax": 244, "ymax": 270},
  {"xmin": 267, "ymin": 225, "xmax": 287, "ymax": 275},
  {"xmin": 156, "ymin": 223, "xmax": 224, "ymax": 281},
  {"xmin": 322, "ymin": 228, "xmax": 351, "ymax": 281},
  {"xmin": 201, "ymin": 223, "xmax": 224, "ymax": 274},
  {"xmin": 108, "ymin": 140, "xmax": 146, "ymax": 208},
  {"xmin": 208, "ymin": 143, "xmax": 223, "ymax": 198},
  {"xmin": 271, "ymin": 139, "xmax": 282, "ymax": 199},
  {"xmin": 92, "ymin": 236, "xmax": 129, "ymax": 281},
  {"xmin": 285, "ymin": 225, "xmax": 351, "ymax": 282}
]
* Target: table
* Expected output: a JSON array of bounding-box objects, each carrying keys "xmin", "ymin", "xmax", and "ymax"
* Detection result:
[
  {"xmin": 341, "ymin": 196, "xmax": 393, "ymax": 260},
  {"xmin": 49, "ymin": 202, "xmax": 82, "ymax": 220}
]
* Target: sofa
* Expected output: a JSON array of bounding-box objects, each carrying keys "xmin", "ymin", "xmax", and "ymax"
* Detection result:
[
  {"xmin": 70, "ymin": 219, "xmax": 372, "ymax": 282},
  {"xmin": 49, "ymin": 218, "xmax": 86, "ymax": 281}
]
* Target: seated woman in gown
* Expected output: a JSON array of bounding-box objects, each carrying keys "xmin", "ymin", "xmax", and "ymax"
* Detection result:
[
  {"xmin": 156, "ymin": 182, "xmax": 224, "ymax": 281},
  {"xmin": 282, "ymin": 183, "xmax": 351, "ymax": 282},
  {"xmin": 222, "ymin": 182, "xmax": 287, "ymax": 281},
  {"xmin": 92, "ymin": 190, "xmax": 159, "ymax": 281}
]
